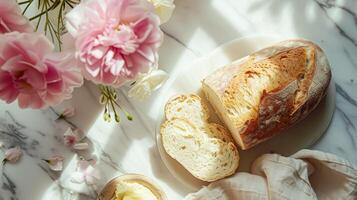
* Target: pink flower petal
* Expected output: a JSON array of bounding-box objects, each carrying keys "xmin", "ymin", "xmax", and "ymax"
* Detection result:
[
  {"xmin": 17, "ymin": 93, "xmax": 45, "ymax": 109},
  {"xmin": 63, "ymin": 128, "xmax": 80, "ymax": 146},
  {"xmin": 4, "ymin": 146, "xmax": 22, "ymax": 163},
  {"xmin": 0, "ymin": 72, "xmax": 18, "ymax": 103},
  {"xmin": 23, "ymin": 68, "xmax": 46, "ymax": 91},
  {"xmin": 73, "ymin": 142, "xmax": 89, "ymax": 150},
  {"xmin": 61, "ymin": 106, "xmax": 76, "ymax": 118},
  {"xmin": 0, "ymin": 0, "xmax": 33, "ymax": 33},
  {"xmin": 45, "ymin": 155, "xmax": 65, "ymax": 171}
]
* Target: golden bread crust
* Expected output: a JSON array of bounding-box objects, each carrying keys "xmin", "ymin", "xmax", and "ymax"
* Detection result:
[{"xmin": 203, "ymin": 39, "xmax": 331, "ymax": 149}]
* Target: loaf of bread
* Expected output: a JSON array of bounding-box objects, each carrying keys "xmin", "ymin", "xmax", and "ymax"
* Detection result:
[
  {"xmin": 202, "ymin": 39, "xmax": 331, "ymax": 150},
  {"xmin": 160, "ymin": 94, "xmax": 239, "ymax": 182}
]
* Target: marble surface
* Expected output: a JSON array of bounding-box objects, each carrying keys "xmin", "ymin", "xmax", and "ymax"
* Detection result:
[{"xmin": 1, "ymin": 0, "xmax": 357, "ymax": 199}]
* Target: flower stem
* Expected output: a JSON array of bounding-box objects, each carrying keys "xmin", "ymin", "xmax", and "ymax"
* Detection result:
[
  {"xmin": 19, "ymin": 0, "xmax": 80, "ymax": 50},
  {"xmin": 98, "ymin": 85, "xmax": 133, "ymax": 123}
]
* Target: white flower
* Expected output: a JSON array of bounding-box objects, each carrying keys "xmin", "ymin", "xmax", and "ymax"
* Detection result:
[
  {"xmin": 44, "ymin": 155, "xmax": 65, "ymax": 171},
  {"xmin": 4, "ymin": 146, "xmax": 22, "ymax": 164},
  {"xmin": 71, "ymin": 159, "xmax": 100, "ymax": 185},
  {"xmin": 148, "ymin": 0, "xmax": 175, "ymax": 24},
  {"xmin": 128, "ymin": 69, "xmax": 168, "ymax": 100}
]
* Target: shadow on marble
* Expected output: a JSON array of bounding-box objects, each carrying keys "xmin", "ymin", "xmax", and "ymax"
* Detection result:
[
  {"xmin": 159, "ymin": 0, "xmax": 250, "ymax": 73},
  {"xmin": 148, "ymin": 145, "xmax": 190, "ymax": 196},
  {"xmin": 54, "ymin": 81, "xmax": 104, "ymax": 134}
]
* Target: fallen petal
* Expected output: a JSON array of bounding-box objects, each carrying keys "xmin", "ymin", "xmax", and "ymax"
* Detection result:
[
  {"xmin": 61, "ymin": 106, "xmax": 75, "ymax": 118},
  {"xmin": 44, "ymin": 155, "xmax": 65, "ymax": 171},
  {"xmin": 73, "ymin": 142, "xmax": 89, "ymax": 150},
  {"xmin": 63, "ymin": 127, "xmax": 84, "ymax": 146},
  {"xmin": 4, "ymin": 146, "xmax": 22, "ymax": 164},
  {"xmin": 63, "ymin": 128, "xmax": 78, "ymax": 147}
]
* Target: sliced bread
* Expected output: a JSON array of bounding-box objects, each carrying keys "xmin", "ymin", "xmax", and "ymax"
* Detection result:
[
  {"xmin": 161, "ymin": 94, "xmax": 239, "ymax": 182},
  {"xmin": 165, "ymin": 94, "xmax": 209, "ymax": 128},
  {"xmin": 161, "ymin": 118, "xmax": 239, "ymax": 182}
]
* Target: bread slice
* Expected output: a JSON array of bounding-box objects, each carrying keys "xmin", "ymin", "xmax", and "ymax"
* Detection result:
[
  {"xmin": 161, "ymin": 94, "xmax": 239, "ymax": 182},
  {"xmin": 202, "ymin": 39, "xmax": 331, "ymax": 150},
  {"xmin": 206, "ymin": 123, "xmax": 235, "ymax": 144},
  {"xmin": 165, "ymin": 94, "xmax": 234, "ymax": 143},
  {"xmin": 165, "ymin": 94, "xmax": 209, "ymax": 128},
  {"xmin": 161, "ymin": 118, "xmax": 239, "ymax": 182}
]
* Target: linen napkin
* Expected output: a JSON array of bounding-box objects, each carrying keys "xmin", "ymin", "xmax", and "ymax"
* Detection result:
[{"xmin": 185, "ymin": 149, "xmax": 357, "ymax": 200}]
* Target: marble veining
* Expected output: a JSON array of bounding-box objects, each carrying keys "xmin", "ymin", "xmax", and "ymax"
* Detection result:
[
  {"xmin": 314, "ymin": 0, "xmax": 357, "ymax": 47},
  {"xmin": 336, "ymin": 84, "xmax": 357, "ymax": 108},
  {"xmin": 162, "ymin": 30, "xmax": 202, "ymax": 57},
  {"xmin": 0, "ymin": 0, "xmax": 356, "ymax": 199}
]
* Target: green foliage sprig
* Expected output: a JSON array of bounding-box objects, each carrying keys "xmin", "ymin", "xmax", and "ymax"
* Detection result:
[
  {"xmin": 18, "ymin": 0, "xmax": 80, "ymax": 50},
  {"xmin": 99, "ymin": 85, "xmax": 133, "ymax": 123}
]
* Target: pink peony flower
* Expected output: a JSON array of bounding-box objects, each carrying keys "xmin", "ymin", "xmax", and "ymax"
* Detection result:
[
  {"xmin": 0, "ymin": 0, "xmax": 33, "ymax": 33},
  {"xmin": 65, "ymin": 0, "xmax": 163, "ymax": 87},
  {"xmin": 0, "ymin": 32, "xmax": 83, "ymax": 109}
]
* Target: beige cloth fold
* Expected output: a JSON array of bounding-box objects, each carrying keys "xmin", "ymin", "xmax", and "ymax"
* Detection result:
[{"xmin": 185, "ymin": 150, "xmax": 357, "ymax": 200}]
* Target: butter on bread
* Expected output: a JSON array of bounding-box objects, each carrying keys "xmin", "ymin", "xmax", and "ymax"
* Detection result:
[
  {"xmin": 161, "ymin": 94, "xmax": 239, "ymax": 182},
  {"xmin": 202, "ymin": 39, "xmax": 331, "ymax": 150}
]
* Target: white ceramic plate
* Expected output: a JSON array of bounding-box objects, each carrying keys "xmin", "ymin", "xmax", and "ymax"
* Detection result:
[{"xmin": 155, "ymin": 35, "xmax": 336, "ymax": 191}]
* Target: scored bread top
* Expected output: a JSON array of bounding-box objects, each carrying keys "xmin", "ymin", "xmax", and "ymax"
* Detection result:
[
  {"xmin": 223, "ymin": 46, "xmax": 314, "ymax": 128},
  {"xmin": 203, "ymin": 39, "xmax": 331, "ymax": 149}
]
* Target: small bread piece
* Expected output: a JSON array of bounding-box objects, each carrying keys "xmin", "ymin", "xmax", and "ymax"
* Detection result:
[
  {"xmin": 161, "ymin": 118, "xmax": 239, "ymax": 182},
  {"xmin": 165, "ymin": 94, "xmax": 209, "ymax": 128},
  {"xmin": 202, "ymin": 39, "xmax": 331, "ymax": 150}
]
